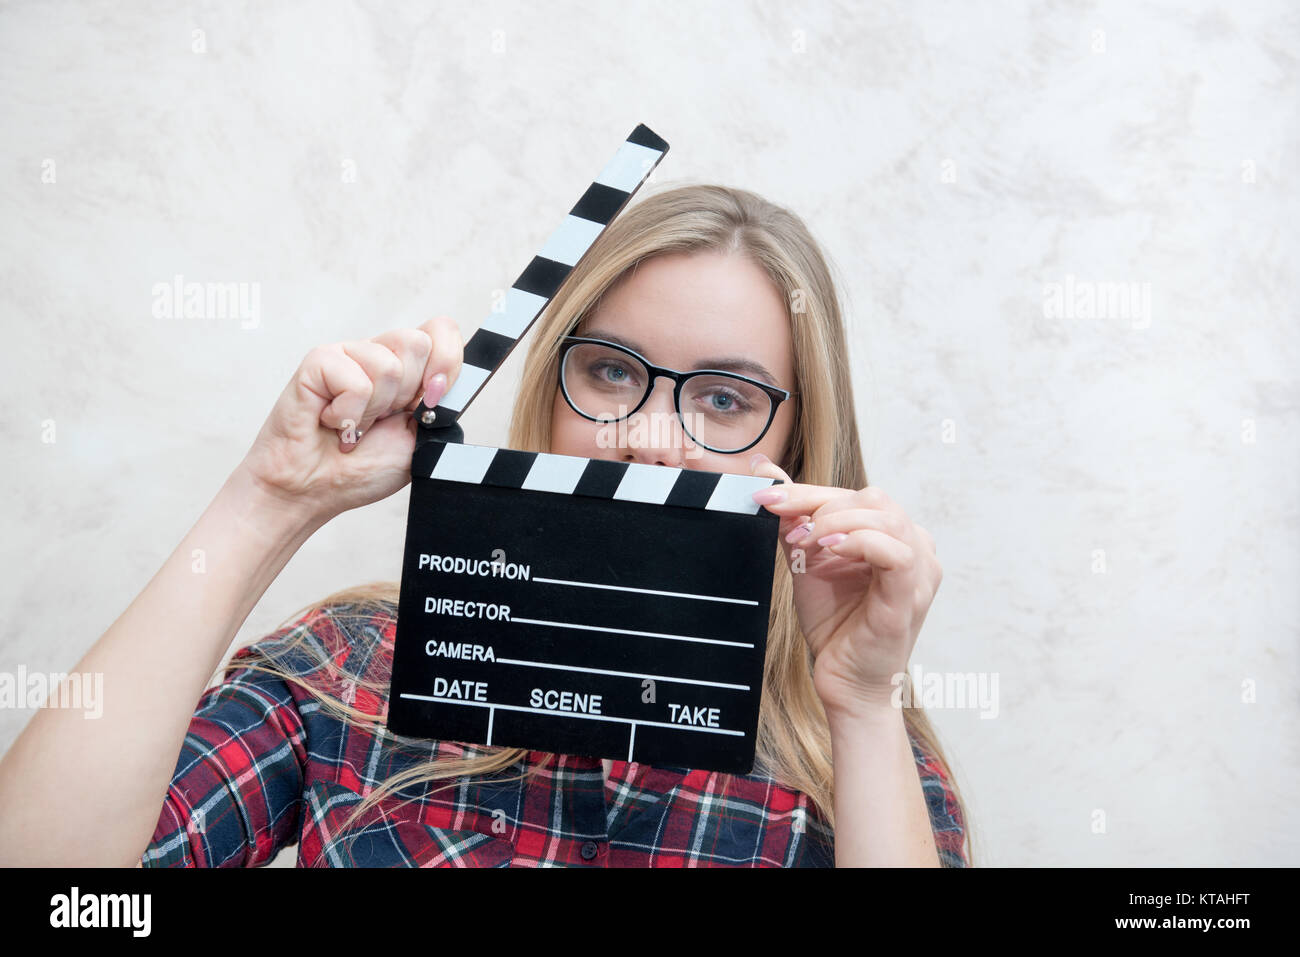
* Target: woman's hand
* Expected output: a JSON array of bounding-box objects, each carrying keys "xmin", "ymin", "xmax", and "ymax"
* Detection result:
[
  {"xmin": 238, "ymin": 316, "xmax": 463, "ymax": 526},
  {"xmin": 748, "ymin": 453, "xmax": 942, "ymax": 720}
]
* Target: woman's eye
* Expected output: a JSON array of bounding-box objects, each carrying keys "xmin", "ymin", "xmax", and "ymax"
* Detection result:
[
  {"xmin": 591, "ymin": 361, "xmax": 637, "ymax": 385},
  {"xmin": 702, "ymin": 389, "xmax": 750, "ymax": 413}
]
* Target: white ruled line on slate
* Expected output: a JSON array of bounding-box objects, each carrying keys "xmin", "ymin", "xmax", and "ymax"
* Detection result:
[
  {"xmin": 530, "ymin": 575, "xmax": 758, "ymax": 605},
  {"xmin": 509, "ymin": 616, "xmax": 754, "ymax": 649},
  {"xmin": 493, "ymin": 657, "xmax": 750, "ymax": 691}
]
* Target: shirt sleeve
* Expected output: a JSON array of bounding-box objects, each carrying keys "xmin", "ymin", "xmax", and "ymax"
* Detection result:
[
  {"xmin": 911, "ymin": 739, "xmax": 968, "ymax": 868},
  {"xmin": 139, "ymin": 642, "xmax": 308, "ymax": 868}
]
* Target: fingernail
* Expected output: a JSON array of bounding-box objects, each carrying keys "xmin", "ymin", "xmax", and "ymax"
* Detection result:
[
  {"xmin": 752, "ymin": 487, "xmax": 787, "ymax": 505},
  {"xmin": 817, "ymin": 532, "xmax": 847, "ymax": 547},
  {"xmin": 423, "ymin": 373, "xmax": 447, "ymax": 408},
  {"xmin": 785, "ymin": 521, "xmax": 814, "ymax": 544},
  {"xmin": 750, "ymin": 452, "xmax": 768, "ymax": 471}
]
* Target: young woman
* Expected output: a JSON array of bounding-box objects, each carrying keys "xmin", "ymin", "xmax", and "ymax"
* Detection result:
[{"xmin": 0, "ymin": 184, "xmax": 971, "ymax": 867}]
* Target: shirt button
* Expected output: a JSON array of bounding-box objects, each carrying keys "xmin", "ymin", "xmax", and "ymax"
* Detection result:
[{"xmin": 580, "ymin": 841, "xmax": 599, "ymax": 861}]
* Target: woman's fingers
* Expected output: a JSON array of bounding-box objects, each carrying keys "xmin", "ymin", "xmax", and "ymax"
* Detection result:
[
  {"xmin": 312, "ymin": 317, "xmax": 464, "ymax": 453},
  {"xmin": 411, "ymin": 315, "xmax": 464, "ymax": 409},
  {"xmin": 821, "ymin": 528, "xmax": 916, "ymax": 571},
  {"xmin": 750, "ymin": 471, "xmax": 923, "ymax": 578},
  {"xmin": 300, "ymin": 345, "xmax": 372, "ymax": 438},
  {"xmin": 338, "ymin": 340, "xmax": 405, "ymax": 445},
  {"xmin": 752, "ymin": 480, "xmax": 893, "ymax": 520},
  {"xmin": 782, "ymin": 507, "xmax": 909, "ymax": 549},
  {"xmin": 370, "ymin": 326, "xmax": 435, "ymax": 417}
]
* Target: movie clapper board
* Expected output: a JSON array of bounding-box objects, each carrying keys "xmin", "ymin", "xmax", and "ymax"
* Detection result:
[{"xmin": 386, "ymin": 124, "xmax": 783, "ymax": 774}]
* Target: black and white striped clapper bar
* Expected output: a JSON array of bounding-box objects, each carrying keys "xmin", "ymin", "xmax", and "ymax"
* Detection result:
[
  {"xmin": 415, "ymin": 123, "xmax": 672, "ymax": 434},
  {"xmin": 387, "ymin": 125, "xmax": 785, "ymax": 774}
]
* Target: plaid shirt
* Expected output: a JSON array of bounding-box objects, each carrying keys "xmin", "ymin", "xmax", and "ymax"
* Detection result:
[{"xmin": 141, "ymin": 602, "xmax": 967, "ymax": 868}]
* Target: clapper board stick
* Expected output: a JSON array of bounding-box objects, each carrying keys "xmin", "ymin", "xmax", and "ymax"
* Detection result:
[
  {"xmin": 413, "ymin": 123, "xmax": 671, "ymax": 438},
  {"xmin": 389, "ymin": 123, "xmax": 785, "ymax": 774}
]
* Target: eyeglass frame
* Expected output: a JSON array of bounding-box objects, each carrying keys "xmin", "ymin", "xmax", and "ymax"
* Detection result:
[{"xmin": 556, "ymin": 335, "xmax": 798, "ymax": 455}]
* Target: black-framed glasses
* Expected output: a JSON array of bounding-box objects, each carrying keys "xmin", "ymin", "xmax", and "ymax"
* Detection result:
[{"xmin": 557, "ymin": 336, "xmax": 797, "ymax": 454}]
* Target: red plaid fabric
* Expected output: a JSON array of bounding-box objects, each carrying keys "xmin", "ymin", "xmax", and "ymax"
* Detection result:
[{"xmin": 141, "ymin": 603, "xmax": 967, "ymax": 867}]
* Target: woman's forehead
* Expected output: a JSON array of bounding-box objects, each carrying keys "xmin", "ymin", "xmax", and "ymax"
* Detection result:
[{"xmin": 578, "ymin": 251, "xmax": 795, "ymax": 381}]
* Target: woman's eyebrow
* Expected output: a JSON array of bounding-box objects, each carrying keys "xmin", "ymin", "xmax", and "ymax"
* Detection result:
[{"xmin": 582, "ymin": 328, "xmax": 780, "ymax": 386}]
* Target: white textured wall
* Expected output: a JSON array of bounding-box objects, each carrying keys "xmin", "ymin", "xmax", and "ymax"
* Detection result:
[{"xmin": 1, "ymin": 0, "xmax": 1295, "ymax": 867}]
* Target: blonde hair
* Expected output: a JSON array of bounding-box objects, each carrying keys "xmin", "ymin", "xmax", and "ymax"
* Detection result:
[{"xmin": 225, "ymin": 183, "xmax": 974, "ymax": 867}]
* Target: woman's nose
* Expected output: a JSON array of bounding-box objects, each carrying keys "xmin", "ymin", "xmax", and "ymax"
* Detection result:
[{"xmin": 624, "ymin": 375, "xmax": 689, "ymax": 467}]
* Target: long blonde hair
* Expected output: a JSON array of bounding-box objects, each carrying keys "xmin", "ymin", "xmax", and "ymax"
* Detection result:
[{"xmin": 225, "ymin": 183, "xmax": 974, "ymax": 866}]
